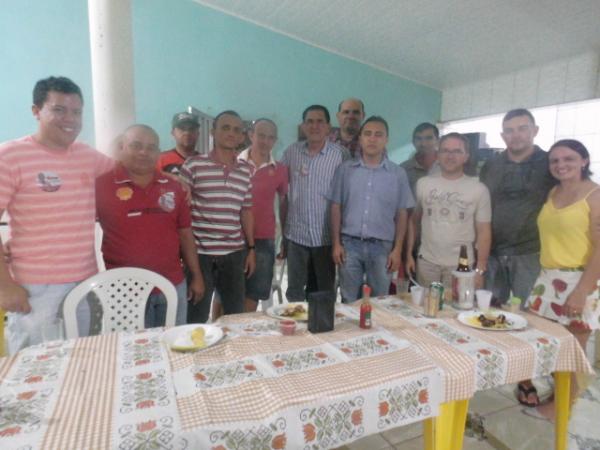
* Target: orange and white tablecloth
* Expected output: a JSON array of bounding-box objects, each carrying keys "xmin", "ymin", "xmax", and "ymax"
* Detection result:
[
  {"xmin": 0, "ymin": 299, "xmax": 593, "ymax": 449},
  {"xmin": 371, "ymin": 296, "xmax": 594, "ymax": 400},
  {"xmin": 0, "ymin": 305, "xmax": 442, "ymax": 449}
]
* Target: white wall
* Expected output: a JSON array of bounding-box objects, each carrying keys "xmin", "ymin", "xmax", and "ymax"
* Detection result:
[
  {"xmin": 441, "ymin": 98, "xmax": 600, "ymax": 183},
  {"xmin": 441, "ymin": 52, "xmax": 600, "ymax": 122}
]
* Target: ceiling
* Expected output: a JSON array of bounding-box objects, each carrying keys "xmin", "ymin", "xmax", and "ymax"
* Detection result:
[{"xmin": 194, "ymin": 0, "xmax": 600, "ymax": 90}]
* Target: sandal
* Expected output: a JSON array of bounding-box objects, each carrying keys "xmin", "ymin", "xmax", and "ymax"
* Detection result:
[{"xmin": 516, "ymin": 382, "xmax": 540, "ymax": 407}]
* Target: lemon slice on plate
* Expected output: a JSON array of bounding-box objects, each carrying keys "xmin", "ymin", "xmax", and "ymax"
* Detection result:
[
  {"xmin": 163, "ymin": 324, "xmax": 224, "ymax": 352},
  {"xmin": 190, "ymin": 327, "xmax": 205, "ymax": 347},
  {"xmin": 171, "ymin": 326, "xmax": 206, "ymax": 351}
]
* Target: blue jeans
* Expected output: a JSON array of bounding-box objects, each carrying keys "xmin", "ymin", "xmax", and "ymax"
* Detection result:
[
  {"xmin": 145, "ymin": 281, "xmax": 187, "ymax": 328},
  {"xmin": 338, "ymin": 236, "xmax": 393, "ymax": 303},
  {"xmin": 245, "ymin": 239, "xmax": 275, "ymax": 301},
  {"xmin": 485, "ymin": 252, "xmax": 540, "ymax": 305}
]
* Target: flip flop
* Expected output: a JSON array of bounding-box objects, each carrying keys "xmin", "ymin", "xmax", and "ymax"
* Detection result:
[
  {"xmin": 522, "ymin": 406, "xmax": 553, "ymax": 422},
  {"xmin": 516, "ymin": 382, "xmax": 540, "ymax": 407}
]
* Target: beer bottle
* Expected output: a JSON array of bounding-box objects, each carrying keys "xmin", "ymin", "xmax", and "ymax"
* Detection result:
[{"xmin": 456, "ymin": 245, "xmax": 470, "ymax": 272}]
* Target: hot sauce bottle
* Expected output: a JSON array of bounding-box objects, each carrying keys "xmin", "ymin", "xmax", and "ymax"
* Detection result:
[{"xmin": 359, "ymin": 284, "xmax": 372, "ymax": 329}]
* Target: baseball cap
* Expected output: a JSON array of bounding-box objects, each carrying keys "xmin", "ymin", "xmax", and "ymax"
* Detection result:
[{"xmin": 172, "ymin": 112, "xmax": 200, "ymax": 128}]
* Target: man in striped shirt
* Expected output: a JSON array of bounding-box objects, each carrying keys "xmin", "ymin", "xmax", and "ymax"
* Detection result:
[
  {"xmin": 181, "ymin": 110, "xmax": 256, "ymax": 323},
  {"xmin": 0, "ymin": 76, "xmax": 113, "ymax": 352},
  {"xmin": 281, "ymin": 105, "xmax": 349, "ymax": 301}
]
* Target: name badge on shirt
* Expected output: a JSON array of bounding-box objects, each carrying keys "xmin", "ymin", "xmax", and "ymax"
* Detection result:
[
  {"xmin": 299, "ymin": 163, "xmax": 309, "ymax": 176},
  {"xmin": 37, "ymin": 172, "xmax": 61, "ymax": 192}
]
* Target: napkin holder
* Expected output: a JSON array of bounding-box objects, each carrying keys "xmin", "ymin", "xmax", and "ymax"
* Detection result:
[{"xmin": 307, "ymin": 290, "xmax": 336, "ymax": 333}]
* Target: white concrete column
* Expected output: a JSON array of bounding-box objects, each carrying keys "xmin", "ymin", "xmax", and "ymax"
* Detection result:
[{"xmin": 88, "ymin": 0, "xmax": 136, "ymax": 154}]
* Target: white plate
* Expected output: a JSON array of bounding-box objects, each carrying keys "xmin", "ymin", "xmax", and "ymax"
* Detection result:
[
  {"xmin": 266, "ymin": 302, "xmax": 309, "ymax": 322},
  {"xmin": 457, "ymin": 310, "xmax": 527, "ymax": 331},
  {"xmin": 162, "ymin": 324, "xmax": 224, "ymax": 352}
]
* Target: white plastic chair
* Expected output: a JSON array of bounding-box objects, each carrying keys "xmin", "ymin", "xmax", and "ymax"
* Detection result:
[{"xmin": 62, "ymin": 267, "xmax": 177, "ymax": 339}]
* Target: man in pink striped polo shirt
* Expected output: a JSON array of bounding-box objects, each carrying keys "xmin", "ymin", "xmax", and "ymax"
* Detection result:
[{"xmin": 0, "ymin": 76, "xmax": 113, "ymax": 352}]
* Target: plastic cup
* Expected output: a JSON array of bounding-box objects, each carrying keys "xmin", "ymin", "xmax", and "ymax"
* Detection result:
[
  {"xmin": 41, "ymin": 317, "xmax": 65, "ymax": 342},
  {"xmin": 396, "ymin": 278, "xmax": 410, "ymax": 295},
  {"xmin": 410, "ymin": 286, "xmax": 424, "ymax": 306},
  {"xmin": 279, "ymin": 319, "xmax": 297, "ymax": 336},
  {"xmin": 476, "ymin": 290, "xmax": 493, "ymax": 312}
]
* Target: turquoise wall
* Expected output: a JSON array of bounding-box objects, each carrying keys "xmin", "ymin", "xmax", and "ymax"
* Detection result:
[
  {"xmin": 0, "ymin": 0, "xmax": 441, "ymax": 161},
  {"xmin": 0, "ymin": 1, "xmax": 94, "ymax": 144}
]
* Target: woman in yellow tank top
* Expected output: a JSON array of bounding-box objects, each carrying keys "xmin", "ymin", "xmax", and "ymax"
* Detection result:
[
  {"xmin": 527, "ymin": 140, "xmax": 600, "ymax": 330},
  {"xmin": 520, "ymin": 139, "xmax": 600, "ymax": 415}
]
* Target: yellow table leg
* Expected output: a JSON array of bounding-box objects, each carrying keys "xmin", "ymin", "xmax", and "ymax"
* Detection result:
[
  {"xmin": 554, "ymin": 371, "xmax": 571, "ymax": 450},
  {"xmin": 450, "ymin": 399, "xmax": 469, "ymax": 450},
  {"xmin": 423, "ymin": 418, "xmax": 435, "ymax": 450},
  {"xmin": 435, "ymin": 402, "xmax": 455, "ymax": 450},
  {"xmin": 423, "ymin": 399, "xmax": 469, "ymax": 450}
]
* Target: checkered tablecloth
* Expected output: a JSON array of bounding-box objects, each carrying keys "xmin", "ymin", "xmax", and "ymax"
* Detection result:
[
  {"xmin": 0, "ymin": 298, "xmax": 593, "ymax": 449},
  {"xmin": 372, "ymin": 295, "xmax": 595, "ymax": 401}
]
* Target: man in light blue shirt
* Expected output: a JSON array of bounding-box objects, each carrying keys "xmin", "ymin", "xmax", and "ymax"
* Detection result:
[{"xmin": 329, "ymin": 116, "xmax": 414, "ymax": 302}]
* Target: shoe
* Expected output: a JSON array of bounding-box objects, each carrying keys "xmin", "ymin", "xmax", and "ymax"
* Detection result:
[{"xmin": 516, "ymin": 382, "xmax": 540, "ymax": 407}]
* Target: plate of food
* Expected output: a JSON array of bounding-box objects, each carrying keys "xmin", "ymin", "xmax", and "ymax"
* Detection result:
[
  {"xmin": 162, "ymin": 324, "xmax": 224, "ymax": 352},
  {"xmin": 457, "ymin": 310, "xmax": 527, "ymax": 331},
  {"xmin": 266, "ymin": 302, "xmax": 309, "ymax": 322}
]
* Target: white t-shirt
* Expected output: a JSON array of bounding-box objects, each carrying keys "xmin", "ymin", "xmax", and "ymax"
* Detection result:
[{"xmin": 416, "ymin": 173, "xmax": 491, "ymax": 267}]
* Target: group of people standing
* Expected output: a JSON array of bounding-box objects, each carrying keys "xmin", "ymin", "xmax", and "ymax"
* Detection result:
[
  {"xmin": 0, "ymin": 76, "xmax": 599, "ymax": 418},
  {"xmin": 401, "ymin": 109, "xmax": 600, "ymax": 415}
]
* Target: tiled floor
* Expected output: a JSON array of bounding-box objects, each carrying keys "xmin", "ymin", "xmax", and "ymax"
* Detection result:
[{"xmin": 482, "ymin": 372, "xmax": 600, "ymax": 450}]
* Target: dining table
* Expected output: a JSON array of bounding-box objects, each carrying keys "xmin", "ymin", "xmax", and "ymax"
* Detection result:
[{"xmin": 0, "ymin": 296, "xmax": 593, "ymax": 450}]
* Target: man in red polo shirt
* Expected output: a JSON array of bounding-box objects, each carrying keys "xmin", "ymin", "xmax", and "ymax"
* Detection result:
[
  {"xmin": 237, "ymin": 118, "xmax": 288, "ymax": 311},
  {"xmin": 96, "ymin": 124, "xmax": 204, "ymax": 327}
]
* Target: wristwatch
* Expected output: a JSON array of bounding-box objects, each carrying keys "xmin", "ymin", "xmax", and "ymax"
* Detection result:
[{"xmin": 247, "ymin": 245, "xmax": 256, "ymax": 250}]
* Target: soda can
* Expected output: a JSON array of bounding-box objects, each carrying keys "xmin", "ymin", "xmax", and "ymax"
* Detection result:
[{"xmin": 430, "ymin": 282, "xmax": 444, "ymax": 311}]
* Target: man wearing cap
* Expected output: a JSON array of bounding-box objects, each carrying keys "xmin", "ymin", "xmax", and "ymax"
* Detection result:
[
  {"xmin": 96, "ymin": 124, "xmax": 204, "ymax": 327},
  {"xmin": 158, "ymin": 112, "xmax": 200, "ymax": 175}
]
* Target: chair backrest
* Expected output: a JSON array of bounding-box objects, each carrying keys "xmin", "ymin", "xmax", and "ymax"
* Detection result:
[{"xmin": 62, "ymin": 267, "xmax": 178, "ymax": 339}]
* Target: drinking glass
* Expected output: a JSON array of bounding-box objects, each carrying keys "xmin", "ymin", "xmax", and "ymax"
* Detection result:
[
  {"xmin": 410, "ymin": 286, "xmax": 424, "ymax": 306},
  {"xmin": 476, "ymin": 290, "xmax": 493, "ymax": 312},
  {"xmin": 41, "ymin": 318, "xmax": 65, "ymax": 342}
]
